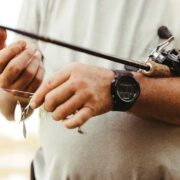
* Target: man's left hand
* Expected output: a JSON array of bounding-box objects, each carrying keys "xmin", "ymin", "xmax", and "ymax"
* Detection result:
[{"xmin": 30, "ymin": 62, "xmax": 115, "ymax": 128}]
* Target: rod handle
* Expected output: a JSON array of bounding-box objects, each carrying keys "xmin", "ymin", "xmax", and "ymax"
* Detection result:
[{"xmin": 142, "ymin": 60, "xmax": 172, "ymax": 77}]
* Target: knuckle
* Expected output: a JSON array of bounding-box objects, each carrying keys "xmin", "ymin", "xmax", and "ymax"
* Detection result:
[
  {"xmin": 9, "ymin": 63, "xmax": 21, "ymax": 74},
  {"xmin": 46, "ymin": 78, "xmax": 54, "ymax": 90},
  {"xmin": 85, "ymin": 88, "xmax": 94, "ymax": 98},
  {"xmin": 47, "ymin": 94, "xmax": 57, "ymax": 105},
  {"xmin": 25, "ymin": 48, "xmax": 34, "ymax": 57},
  {"xmin": 4, "ymin": 41, "xmax": 25, "ymax": 56},
  {"xmin": 69, "ymin": 79, "xmax": 88, "ymax": 92},
  {"xmin": 57, "ymin": 106, "xmax": 67, "ymax": 118},
  {"xmin": 76, "ymin": 78, "xmax": 87, "ymax": 87},
  {"xmin": 52, "ymin": 110, "xmax": 66, "ymax": 121},
  {"xmin": 44, "ymin": 102, "xmax": 52, "ymax": 112},
  {"xmin": 9, "ymin": 41, "xmax": 25, "ymax": 55},
  {"xmin": 52, "ymin": 113, "xmax": 59, "ymax": 121},
  {"xmin": 54, "ymin": 106, "xmax": 68, "ymax": 120},
  {"xmin": 9, "ymin": 46, "xmax": 20, "ymax": 56},
  {"xmin": 32, "ymin": 53, "xmax": 39, "ymax": 61},
  {"xmin": 44, "ymin": 94, "xmax": 57, "ymax": 112},
  {"xmin": 69, "ymin": 81, "xmax": 77, "ymax": 91},
  {"xmin": 87, "ymin": 106, "xmax": 96, "ymax": 116},
  {"xmin": 36, "ymin": 50, "xmax": 42, "ymax": 57},
  {"xmin": 16, "ymin": 40, "xmax": 26, "ymax": 47},
  {"xmin": 92, "ymin": 94, "xmax": 99, "ymax": 102}
]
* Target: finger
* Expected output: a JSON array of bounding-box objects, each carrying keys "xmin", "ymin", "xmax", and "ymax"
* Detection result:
[
  {"xmin": 1, "ymin": 46, "xmax": 37, "ymax": 85},
  {"xmin": 0, "ymin": 29, "xmax": 7, "ymax": 49},
  {"xmin": 44, "ymin": 81, "xmax": 77, "ymax": 112},
  {"xmin": 12, "ymin": 57, "xmax": 40, "ymax": 90},
  {"xmin": 0, "ymin": 41, "xmax": 26, "ymax": 73},
  {"xmin": 63, "ymin": 107, "xmax": 93, "ymax": 129},
  {"xmin": 52, "ymin": 93, "xmax": 87, "ymax": 120},
  {"xmin": 30, "ymin": 68, "xmax": 71, "ymax": 109},
  {"xmin": 26, "ymin": 62, "xmax": 44, "ymax": 93},
  {"xmin": 8, "ymin": 61, "xmax": 44, "ymax": 98}
]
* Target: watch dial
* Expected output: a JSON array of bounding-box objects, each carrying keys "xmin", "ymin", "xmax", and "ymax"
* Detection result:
[{"xmin": 116, "ymin": 76, "xmax": 139, "ymax": 102}]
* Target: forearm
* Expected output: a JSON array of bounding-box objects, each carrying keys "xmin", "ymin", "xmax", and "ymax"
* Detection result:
[{"xmin": 131, "ymin": 72, "xmax": 180, "ymax": 125}]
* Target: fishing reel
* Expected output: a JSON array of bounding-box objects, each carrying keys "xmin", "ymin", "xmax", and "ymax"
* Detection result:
[
  {"xmin": 143, "ymin": 26, "xmax": 180, "ymax": 77},
  {"xmin": 148, "ymin": 38, "xmax": 180, "ymax": 76}
]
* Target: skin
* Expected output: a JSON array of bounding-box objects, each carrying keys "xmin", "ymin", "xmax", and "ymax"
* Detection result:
[
  {"xmin": 30, "ymin": 63, "xmax": 115, "ymax": 128},
  {"xmin": 30, "ymin": 64, "xmax": 180, "ymax": 129},
  {"xmin": 131, "ymin": 73, "xmax": 180, "ymax": 124},
  {"xmin": 0, "ymin": 29, "xmax": 44, "ymax": 120},
  {"xmin": 0, "ymin": 29, "xmax": 6, "ymax": 49}
]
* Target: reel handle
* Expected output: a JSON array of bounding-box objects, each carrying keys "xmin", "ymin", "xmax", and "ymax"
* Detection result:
[{"xmin": 142, "ymin": 60, "xmax": 172, "ymax": 77}]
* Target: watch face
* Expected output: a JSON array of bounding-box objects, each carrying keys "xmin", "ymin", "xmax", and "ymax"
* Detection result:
[{"xmin": 116, "ymin": 76, "xmax": 140, "ymax": 102}]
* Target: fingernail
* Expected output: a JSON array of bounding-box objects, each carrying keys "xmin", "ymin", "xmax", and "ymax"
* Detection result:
[{"xmin": 30, "ymin": 102, "xmax": 37, "ymax": 109}]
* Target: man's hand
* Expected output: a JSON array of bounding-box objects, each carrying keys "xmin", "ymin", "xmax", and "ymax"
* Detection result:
[
  {"xmin": 30, "ymin": 63, "xmax": 115, "ymax": 128},
  {"xmin": 0, "ymin": 40, "xmax": 44, "ymax": 98}
]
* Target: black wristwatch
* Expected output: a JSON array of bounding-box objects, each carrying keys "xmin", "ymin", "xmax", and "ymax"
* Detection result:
[{"xmin": 111, "ymin": 70, "xmax": 140, "ymax": 111}]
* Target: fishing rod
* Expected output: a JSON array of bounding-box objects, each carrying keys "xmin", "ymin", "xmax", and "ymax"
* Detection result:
[
  {"xmin": 0, "ymin": 25, "xmax": 150, "ymax": 71},
  {"xmin": 0, "ymin": 25, "xmax": 180, "ymax": 76}
]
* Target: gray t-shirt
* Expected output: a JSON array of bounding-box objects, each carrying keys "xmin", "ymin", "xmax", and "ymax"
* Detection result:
[{"xmin": 17, "ymin": 0, "xmax": 180, "ymax": 179}]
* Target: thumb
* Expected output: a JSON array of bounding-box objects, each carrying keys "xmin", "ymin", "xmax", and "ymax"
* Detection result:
[{"xmin": 0, "ymin": 28, "xmax": 7, "ymax": 49}]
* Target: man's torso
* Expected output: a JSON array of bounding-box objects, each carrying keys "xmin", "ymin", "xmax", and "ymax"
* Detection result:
[{"xmin": 18, "ymin": 0, "xmax": 180, "ymax": 179}]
